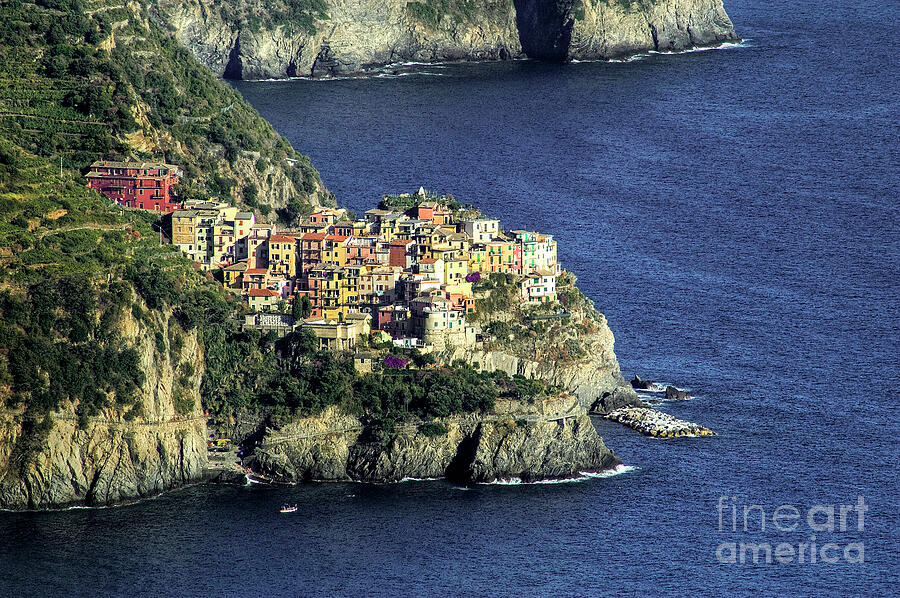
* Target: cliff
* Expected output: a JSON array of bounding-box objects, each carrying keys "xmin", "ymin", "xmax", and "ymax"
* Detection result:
[
  {"xmin": 152, "ymin": 0, "xmax": 738, "ymax": 79},
  {"xmin": 0, "ymin": 300, "xmax": 207, "ymax": 510},
  {"xmin": 458, "ymin": 272, "xmax": 643, "ymax": 414},
  {"xmin": 252, "ymin": 395, "xmax": 619, "ymax": 483}
]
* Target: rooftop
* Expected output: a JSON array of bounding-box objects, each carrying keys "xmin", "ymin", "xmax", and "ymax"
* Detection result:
[{"xmin": 89, "ymin": 160, "xmax": 179, "ymax": 171}]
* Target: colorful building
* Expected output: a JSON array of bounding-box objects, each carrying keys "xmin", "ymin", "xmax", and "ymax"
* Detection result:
[
  {"xmin": 247, "ymin": 288, "xmax": 281, "ymax": 312},
  {"xmin": 86, "ymin": 160, "xmax": 181, "ymax": 212},
  {"xmin": 520, "ymin": 270, "xmax": 558, "ymax": 304},
  {"xmin": 268, "ymin": 235, "xmax": 297, "ymax": 278},
  {"xmin": 486, "ymin": 239, "xmax": 521, "ymax": 273}
]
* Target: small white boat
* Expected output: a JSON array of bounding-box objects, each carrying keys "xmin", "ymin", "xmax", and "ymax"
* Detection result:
[{"xmin": 280, "ymin": 505, "xmax": 298, "ymax": 513}]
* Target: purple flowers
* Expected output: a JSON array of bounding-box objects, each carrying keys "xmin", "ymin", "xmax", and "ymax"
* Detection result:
[
  {"xmin": 465, "ymin": 272, "xmax": 481, "ymax": 283},
  {"xmin": 383, "ymin": 355, "xmax": 410, "ymax": 369}
]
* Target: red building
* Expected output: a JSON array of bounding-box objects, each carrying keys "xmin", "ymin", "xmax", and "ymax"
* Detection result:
[
  {"xmin": 85, "ymin": 160, "xmax": 181, "ymax": 213},
  {"xmin": 389, "ymin": 239, "xmax": 415, "ymax": 268}
]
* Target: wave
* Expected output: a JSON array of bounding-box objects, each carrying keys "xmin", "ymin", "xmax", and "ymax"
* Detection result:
[
  {"xmin": 580, "ymin": 464, "xmax": 639, "ymax": 478},
  {"xmin": 374, "ymin": 72, "xmax": 446, "ymax": 79},
  {"xmin": 397, "ymin": 476, "xmax": 442, "ymax": 482},
  {"xmin": 480, "ymin": 464, "xmax": 638, "ymax": 485}
]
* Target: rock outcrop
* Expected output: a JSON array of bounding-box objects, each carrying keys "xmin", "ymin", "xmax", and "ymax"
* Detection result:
[
  {"xmin": 0, "ymin": 304, "xmax": 207, "ymax": 510},
  {"xmin": 152, "ymin": 0, "xmax": 739, "ymax": 79},
  {"xmin": 631, "ymin": 374, "xmax": 654, "ymax": 390},
  {"xmin": 252, "ymin": 396, "xmax": 619, "ymax": 483},
  {"xmin": 665, "ymin": 385, "xmax": 691, "ymax": 400},
  {"xmin": 451, "ymin": 287, "xmax": 643, "ymax": 414}
]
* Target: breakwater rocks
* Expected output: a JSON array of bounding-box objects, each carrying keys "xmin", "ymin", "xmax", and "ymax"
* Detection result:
[
  {"xmin": 605, "ymin": 407, "xmax": 714, "ymax": 438},
  {"xmin": 251, "ymin": 396, "xmax": 620, "ymax": 484}
]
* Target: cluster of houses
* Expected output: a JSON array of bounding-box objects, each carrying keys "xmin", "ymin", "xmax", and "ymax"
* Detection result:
[
  {"xmin": 170, "ymin": 193, "xmax": 560, "ymax": 353},
  {"xmin": 83, "ymin": 161, "xmax": 561, "ymax": 354}
]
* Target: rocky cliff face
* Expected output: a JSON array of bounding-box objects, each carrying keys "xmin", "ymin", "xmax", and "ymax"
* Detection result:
[
  {"xmin": 0, "ymin": 304, "xmax": 207, "ymax": 510},
  {"xmin": 455, "ymin": 277, "xmax": 643, "ymax": 414},
  {"xmin": 252, "ymin": 396, "xmax": 619, "ymax": 483},
  {"xmin": 152, "ymin": 0, "xmax": 737, "ymax": 79}
]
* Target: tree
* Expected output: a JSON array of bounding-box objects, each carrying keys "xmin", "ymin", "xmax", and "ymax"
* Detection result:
[{"xmin": 292, "ymin": 295, "xmax": 311, "ymax": 320}]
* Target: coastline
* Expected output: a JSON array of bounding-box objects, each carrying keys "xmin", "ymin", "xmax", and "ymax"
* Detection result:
[{"xmin": 237, "ymin": 40, "xmax": 748, "ymax": 83}]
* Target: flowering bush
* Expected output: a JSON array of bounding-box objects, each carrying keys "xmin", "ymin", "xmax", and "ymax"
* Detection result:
[
  {"xmin": 383, "ymin": 355, "xmax": 410, "ymax": 369},
  {"xmin": 465, "ymin": 272, "xmax": 481, "ymax": 283}
]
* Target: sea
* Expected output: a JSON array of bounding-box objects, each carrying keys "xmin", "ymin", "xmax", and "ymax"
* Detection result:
[{"xmin": 2, "ymin": 0, "xmax": 897, "ymax": 595}]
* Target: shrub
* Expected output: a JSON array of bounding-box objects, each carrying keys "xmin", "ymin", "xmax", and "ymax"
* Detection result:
[{"xmin": 418, "ymin": 422, "xmax": 449, "ymax": 437}]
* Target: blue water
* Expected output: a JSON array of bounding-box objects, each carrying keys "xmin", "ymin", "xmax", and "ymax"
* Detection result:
[{"xmin": 3, "ymin": 0, "xmax": 898, "ymax": 595}]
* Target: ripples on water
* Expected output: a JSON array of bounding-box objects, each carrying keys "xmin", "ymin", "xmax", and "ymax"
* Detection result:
[{"xmin": 3, "ymin": 1, "xmax": 898, "ymax": 595}]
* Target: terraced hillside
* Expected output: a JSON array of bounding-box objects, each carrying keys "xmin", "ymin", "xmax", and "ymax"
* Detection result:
[{"xmin": 0, "ymin": 0, "xmax": 331, "ymax": 215}]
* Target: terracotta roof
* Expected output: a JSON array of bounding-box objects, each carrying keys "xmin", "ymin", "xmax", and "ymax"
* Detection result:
[
  {"xmin": 390, "ymin": 238, "xmax": 415, "ymax": 245},
  {"xmin": 419, "ymin": 258, "xmax": 438, "ymax": 264},
  {"xmin": 302, "ymin": 232, "xmax": 328, "ymax": 241},
  {"xmin": 269, "ymin": 235, "xmax": 296, "ymax": 243},
  {"xmin": 247, "ymin": 289, "xmax": 280, "ymax": 297},
  {"xmin": 325, "ymin": 234, "xmax": 350, "ymax": 242},
  {"xmin": 245, "ymin": 268, "xmax": 268, "ymax": 275}
]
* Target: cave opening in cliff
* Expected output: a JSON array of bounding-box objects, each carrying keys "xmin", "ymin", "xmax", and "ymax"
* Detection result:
[
  {"xmin": 512, "ymin": 0, "xmax": 577, "ymax": 61},
  {"xmin": 223, "ymin": 36, "xmax": 243, "ymax": 80}
]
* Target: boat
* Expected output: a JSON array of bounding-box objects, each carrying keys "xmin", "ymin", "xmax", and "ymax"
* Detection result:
[{"xmin": 280, "ymin": 505, "xmax": 298, "ymax": 513}]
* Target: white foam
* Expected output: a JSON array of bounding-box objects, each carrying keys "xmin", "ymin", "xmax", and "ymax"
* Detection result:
[
  {"xmin": 479, "ymin": 464, "xmax": 637, "ymax": 485},
  {"xmin": 485, "ymin": 477, "xmax": 524, "ymax": 485},
  {"xmin": 398, "ymin": 476, "xmax": 442, "ymax": 482},
  {"xmin": 533, "ymin": 476, "xmax": 585, "ymax": 484},
  {"xmin": 580, "ymin": 464, "xmax": 638, "ymax": 478}
]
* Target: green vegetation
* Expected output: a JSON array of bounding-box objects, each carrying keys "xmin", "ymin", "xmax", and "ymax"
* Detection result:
[
  {"xmin": 0, "ymin": 0, "xmax": 323, "ymax": 207},
  {"xmin": 233, "ymin": 0, "xmax": 329, "ymax": 36},
  {"xmin": 380, "ymin": 190, "xmax": 462, "ymax": 211},
  {"xmin": 418, "ymin": 421, "xmax": 449, "ymax": 437},
  {"xmin": 472, "ymin": 272, "xmax": 519, "ymax": 318},
  {"xmin": 606, "ymin": 0, "xmax": 657, "ymax": 13},
  {"xmin": 405, "ymin": 0, "xmax": 513, "ymax": 30},
  {"xmin": 0, "ymin": 275, "xmax": 147, "ymax": 424}
]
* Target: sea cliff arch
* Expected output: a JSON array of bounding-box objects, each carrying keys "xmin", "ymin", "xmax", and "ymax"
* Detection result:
[{"xmin": 512, "ymin": 0, "xmax": 578, "ymax": 60}]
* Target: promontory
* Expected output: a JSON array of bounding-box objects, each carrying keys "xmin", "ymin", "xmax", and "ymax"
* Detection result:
[{"xmin": 153, "ymin": 0, "xmax": 739, "ymax": 78}]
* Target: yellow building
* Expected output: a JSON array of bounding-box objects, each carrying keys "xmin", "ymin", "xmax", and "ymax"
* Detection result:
[
  {"xmin": 223, "ymin": 260, "xmax": 248, "ymax": 289},
  {"xmin": 302, "ymin": 313, "xmax": 372, "ymax": 352},
  {"xmin": 468, "ymin": 246, "xmax": 488, "ymax": 274},
  {"xmin": 310, "ymin": 265, "xmax": 357, "ymax": 321},
  {"xmin": 486, "ymin": 240, "xmax": 519, "ymax": 273},
  {"xmin": 267, "ymin": 235, "xmax": 297, "ymax": 278},
  {"xmin": 443, "ymin": 258, "xmax": 468, "ymax": 286},
  {"xmin": 323, "ymin": 234, "xmax": 350, "ymax": 267}
]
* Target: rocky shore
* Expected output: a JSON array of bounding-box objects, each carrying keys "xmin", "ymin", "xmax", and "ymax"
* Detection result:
[
  {"xmin": 250, "ymin": 396, "xmax": 620, "ymax": 484},
  {"xmin": 605, "ymin": 407, "xmax": 715, "ymax": 438},
  {"xmin": 153, "ymin": 0, "xmax": 739, "ymax": 79}
]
